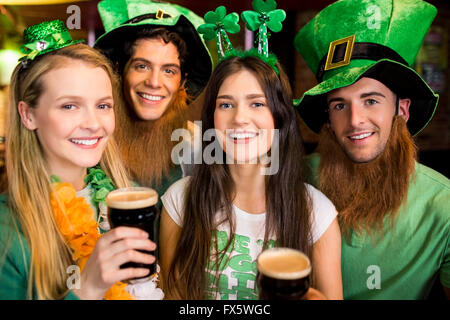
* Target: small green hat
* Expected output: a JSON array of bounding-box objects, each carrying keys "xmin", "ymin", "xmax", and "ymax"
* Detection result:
[
  {"xmin": 294, "ymin": 0, "xmax": 439, "ymax": 136},
  {"xmin": 20, "ymin": 20, "xmax": 82, "ymax": 61},
  {"xmin": 94, "ymin": 0, "xmax": 212, "ymax": 97}
]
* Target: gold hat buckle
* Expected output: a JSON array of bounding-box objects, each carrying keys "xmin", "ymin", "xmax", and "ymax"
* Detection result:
[
  {"xmin": 324, "ymin": 35, "xmax": 355, "ymax": 71},
  {"xmin": 156, "ymin": 9, "xmax": 165, "ymax": 20}
]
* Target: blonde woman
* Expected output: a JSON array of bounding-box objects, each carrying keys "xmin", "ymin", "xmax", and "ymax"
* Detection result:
[{"xmin": 0, "ymin": 20, "xmax": 156, "ymax": 300}]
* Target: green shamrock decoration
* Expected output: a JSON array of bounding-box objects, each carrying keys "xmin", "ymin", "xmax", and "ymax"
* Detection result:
[
  {"xmin": 84, "ymin": 166, "xmax": 115, "ymax": 205},
  {"xmin": 196, "ymin": 1, "xmax": 283, "ymax": 75},
  {"xmin": 241, "ymin": 0, "xmax": 286, "ymax": 56},
  {"xmin": 198, "ymin": 6, "xmax": 240, "ymax": 57}
]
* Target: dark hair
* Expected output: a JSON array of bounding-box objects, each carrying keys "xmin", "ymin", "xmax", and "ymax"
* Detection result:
[
  {"xmin": 166, "ymin": 55, "xmax": 313, "ymax": 299},
  {"xmin": 106, "ymin": 27, "xmax": 189, "ymax": 79}
]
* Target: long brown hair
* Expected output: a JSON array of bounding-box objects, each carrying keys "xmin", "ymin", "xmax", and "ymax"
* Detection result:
[
  {"xmin": 5, "ymin": 44, "xmax": 130, "ymax": 299},
  {"xmin": 166, "ymin": 56, "xmax": 312, "ymax": 299},
  {"xmin": 317, "ymin": 116, "xmax": 416, "ymax": 238}
]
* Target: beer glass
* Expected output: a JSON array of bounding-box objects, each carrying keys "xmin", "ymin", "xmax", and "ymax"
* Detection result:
[
  {"xmin": 106, "ymin": 187, "xmax": 159, "ymax": 283},
  {"xmin": 256, "ymin": 247, "xmax": 311, "ymax": 300}
]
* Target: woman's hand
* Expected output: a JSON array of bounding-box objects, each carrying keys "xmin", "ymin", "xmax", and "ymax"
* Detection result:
[{"xmin": 72, "ymin": 226, "xmax": 156, "ymax": 300}]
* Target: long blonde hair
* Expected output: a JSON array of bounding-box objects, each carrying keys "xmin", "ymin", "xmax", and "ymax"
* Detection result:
[{"xmin": 5, "ymin": 44, "xmax": 130, "ymax": 299}]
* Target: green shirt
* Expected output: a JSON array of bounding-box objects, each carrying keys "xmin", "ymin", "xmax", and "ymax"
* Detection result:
[
  {"xmin": 0, "ymin": 194, "xmax": 80, "ymax": 300},
  {"xmin": 306, "ymin": 153, "xmax": 450, "ymax": 299}
]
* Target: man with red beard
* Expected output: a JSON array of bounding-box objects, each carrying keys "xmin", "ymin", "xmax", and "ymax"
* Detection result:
[
  {"xmin": 294, "ymin": 0, "xmax": 449, "ymax": 299},
  {"xmin": 95, "ymin": 0, "xmax": 211, "ymax": 200}
]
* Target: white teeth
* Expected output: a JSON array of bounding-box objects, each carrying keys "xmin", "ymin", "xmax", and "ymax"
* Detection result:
[
  {"xmin": 350, "ymin": 133, "xmax": 373, "ymax": 140},
  {"xmin": 229, "ymin": 132, "xmax": 258, "ymax": 139},
  {"xmin": 139, "ymin": 93, "xmax": 163, "ymax": 101},
  {"xmin": 70, "ymin": 138, "xmax": 99, "ymax": 146}
]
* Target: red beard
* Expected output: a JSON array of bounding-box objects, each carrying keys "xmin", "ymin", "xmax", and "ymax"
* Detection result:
[
  {"xmin": 114, "ymin": 88, "xmax": 189, "ymax": 186},
  {"xmin": 317, "ymin": 116, "xmax": 417, "ymax": 237}
]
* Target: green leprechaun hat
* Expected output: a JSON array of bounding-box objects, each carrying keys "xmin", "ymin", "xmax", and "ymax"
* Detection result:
[
  {"xmin": 294, "ymin": 0, "xmax": 439, "ymax": 136},
  {"xmin": 20, "ymin": 20, "xmax": 83, "ymax": 61},
  {"xmin": 94, "ymin": 0, "xmax": 212, "ymax": 97}
]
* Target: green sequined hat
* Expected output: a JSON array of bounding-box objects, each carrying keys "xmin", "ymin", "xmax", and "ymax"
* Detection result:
[
  {"xmin": 94, "ymin": 0, "xmax": 212, "ymax": 97},
  {"xmin": 19, "ymin": 20, "xmax": 82, "ymax": 61},
  {"xmin": 294, "ymin": 0, "xmax": 439, "ymax": 136}
]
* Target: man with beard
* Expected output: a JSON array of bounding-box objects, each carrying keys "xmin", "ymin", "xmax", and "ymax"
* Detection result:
[
  {"xmin": 95, "ymin": 0, "xmax": 212, "ymax": 199},
  {"xmin": 294, "ymin": 0, "xmax": 449, "ymax": 299}
]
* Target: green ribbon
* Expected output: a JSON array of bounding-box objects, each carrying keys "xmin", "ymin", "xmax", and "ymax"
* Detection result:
[{"xmin": 20, "ymin": 31, "xmax": 71, "ymax": 60}]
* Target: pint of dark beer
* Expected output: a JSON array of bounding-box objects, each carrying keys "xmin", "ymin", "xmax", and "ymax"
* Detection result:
[
  {"xmin": 256, "ymin": 247, "xmax": 311, "ymax": 300},
  {"xmin": 106, "ymin": 187, "xmax": 159, "ymax": 283}
]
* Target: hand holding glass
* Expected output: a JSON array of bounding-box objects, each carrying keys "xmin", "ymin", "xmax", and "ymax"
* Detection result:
[{"xmin": 106, "ymin": 187, "xmax": 159, "ymax": 283}]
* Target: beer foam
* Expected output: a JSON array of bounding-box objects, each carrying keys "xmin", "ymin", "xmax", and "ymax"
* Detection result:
[
  {"xmin": 106, "ymin": 188, "xmax": 158, "ymax": 210},
  {"xmin": 257, "ymin": 248, "xmax": 311, "ymax": 280}
]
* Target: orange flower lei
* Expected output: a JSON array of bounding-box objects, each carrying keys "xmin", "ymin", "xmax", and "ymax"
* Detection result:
[{"xmin": 50, "ymin": 181, "xmax": 134, "ymax": 300}]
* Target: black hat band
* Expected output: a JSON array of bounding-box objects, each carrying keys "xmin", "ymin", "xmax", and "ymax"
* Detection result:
[
  {"xmin": 316, "ymin": 42, "xmax": 408, "ymax": 82},
  {"xmin": 124, "ymin": 12, "xmax": 172, "ymax": 25}
]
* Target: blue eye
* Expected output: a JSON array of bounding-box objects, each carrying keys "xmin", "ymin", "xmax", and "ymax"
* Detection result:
[
  {"xmin": 252, "ymin": 102, "xmax": 265, "ymax": 108},
  {"xmin": 219, "ymin": 102, "xmax": 232, "ymax": 109}
]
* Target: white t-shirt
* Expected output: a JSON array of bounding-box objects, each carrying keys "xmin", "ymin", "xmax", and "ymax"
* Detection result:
[{"xmin": 161, "ymin": 176, "xmax": 337, "ymax": 300}]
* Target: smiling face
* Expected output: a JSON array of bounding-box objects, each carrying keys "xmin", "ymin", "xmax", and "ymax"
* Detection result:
[
  {"xmin": 214, "ymin": 69, "xmax": 275, "ymax": 164},
  {"xmin": 327, "ymin": 77, "xmax": 410, "ymax": 163},
  {"xmin": 123, "ymin": 37, "xmax": 183, "ymax": 121},
  {"xmin": 20, "ymin": 60, "xmax": 115, "ymax": 174}
]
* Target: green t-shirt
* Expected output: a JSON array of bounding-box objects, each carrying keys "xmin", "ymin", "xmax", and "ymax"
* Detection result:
[
  {"xmin": 306, "ymin": 153, "xmax": 450, "ymax": 299},
  {"xmin": 0, "ymin": 194, "xmax": 80, "ymax": 300}
]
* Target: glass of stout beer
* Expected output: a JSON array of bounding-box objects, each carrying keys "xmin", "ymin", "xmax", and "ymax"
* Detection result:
[
  {"xmin": 256, "ymin": 247, "xmax": 311, "ymax": 300},
  {"xmin": 106, "ymin": 187, "xmax": 159, "ymax": 283}
]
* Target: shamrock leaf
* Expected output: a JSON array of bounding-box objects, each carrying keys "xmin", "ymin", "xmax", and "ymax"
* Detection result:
[
  {"xmin": 241, "ymin": 10, "xmax": 261, "ymax": 31},
  {"xmin": 204, "ymin": 6, "xmax": 227, "ymax": 24},
  {"xmin": 253, "ymin": 0, "xmax": 277, "ymax": 13},
  {"xmin": 198, "ymin": 6, "xmax": 240, "ymax": 41},
  {"xmin": 266, "ymin": 9, "xmax": 286, "ymax": 32},
  {"xmin": 222, "ymin": 12, "xmax": 240, "ymax": 34},
  {"xmin": 242, "ymin": 1, "xmax": 285, "ymax": 32},
  {"xmin": 197, "ymin": 24, "xmax": 217, "ymax": 41}
]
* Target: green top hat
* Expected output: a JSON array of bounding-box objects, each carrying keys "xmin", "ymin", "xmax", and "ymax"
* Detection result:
[
  {"xmin": 20, "ymin": 20, "xmax": 82, "ymax": 61},
  {"xmin": 294, "ymin": 0, "xmax": 439, "ymax": 136},
  {"xmin": 94, "ymin": 0, "xmax": 212, "ymax": 98}
]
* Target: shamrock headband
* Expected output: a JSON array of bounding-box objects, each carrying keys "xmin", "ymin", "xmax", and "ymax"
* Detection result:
[
  {"xmin": 197, "ymin": 0, "xmax": 286, "ymax": 74},
  {"xmin": 19, "ymin": 20, "xmax": 83, "ymax": 63}
]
